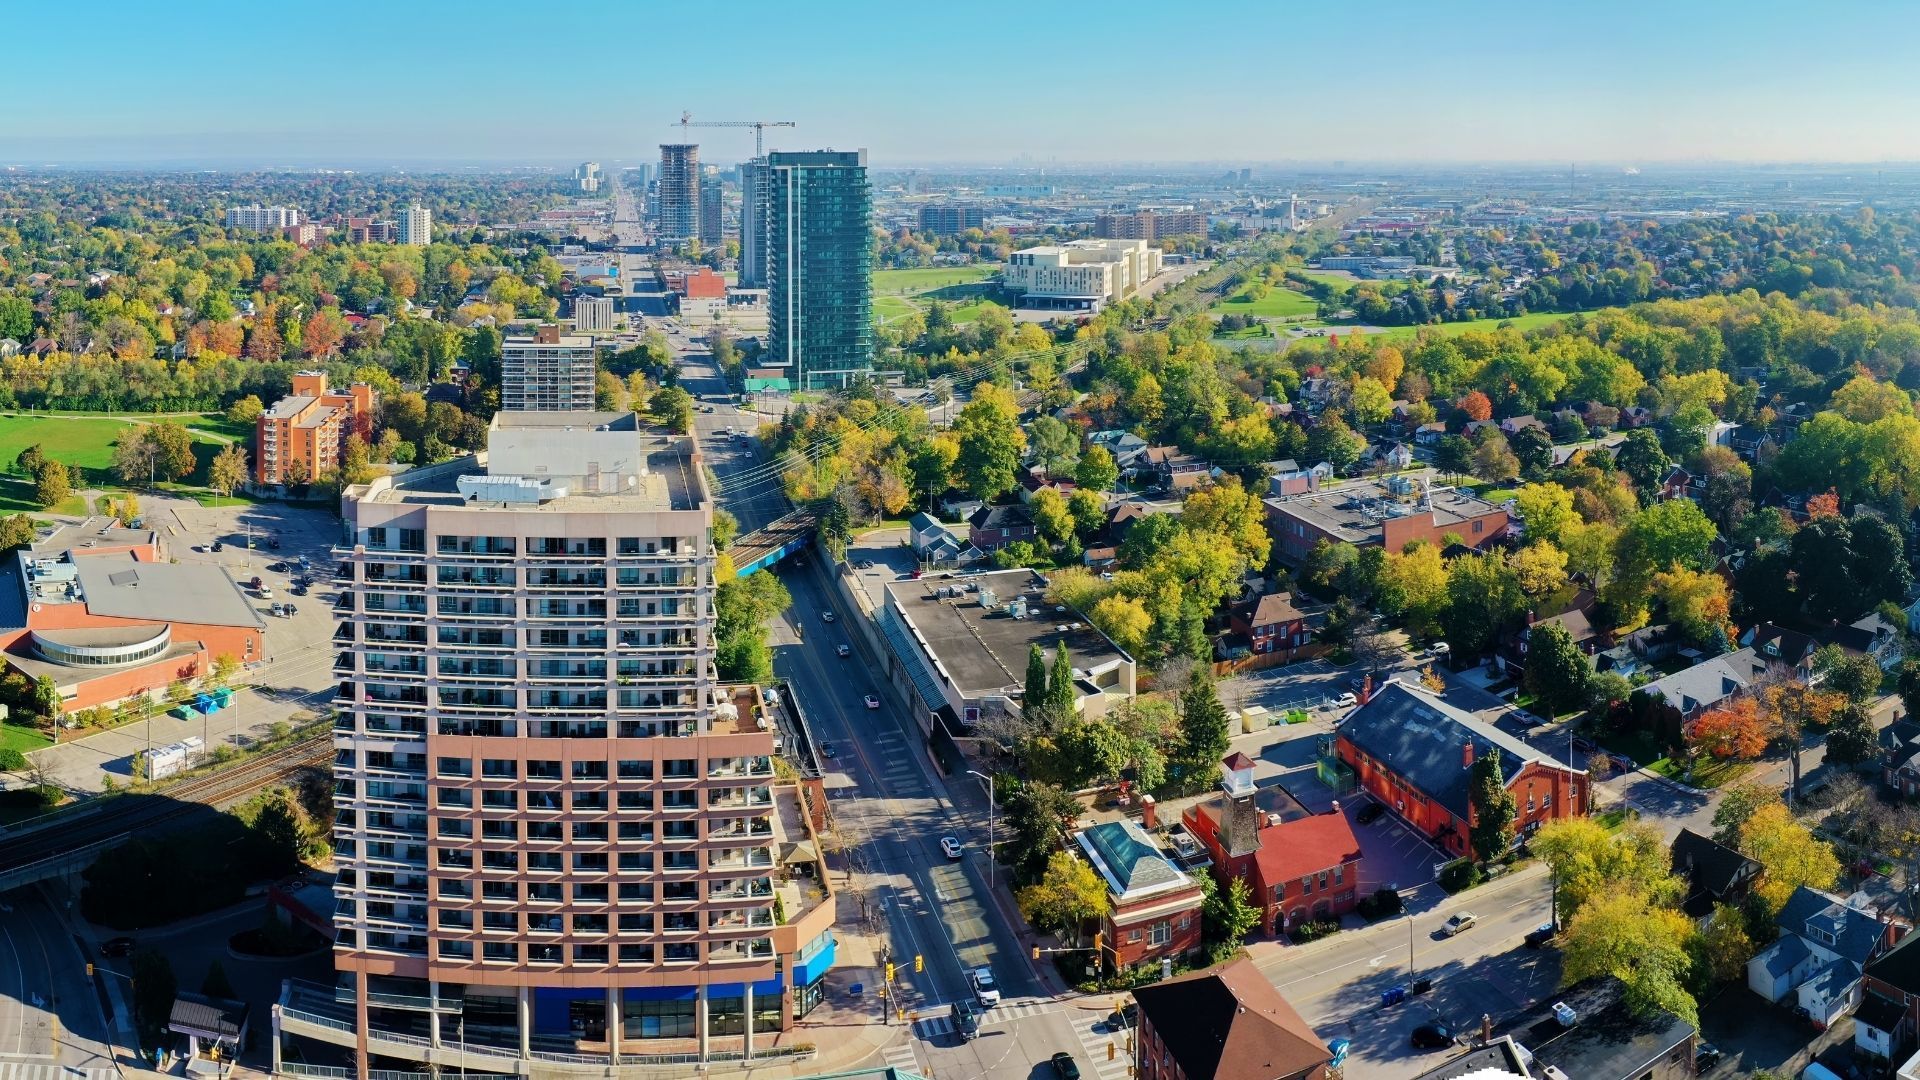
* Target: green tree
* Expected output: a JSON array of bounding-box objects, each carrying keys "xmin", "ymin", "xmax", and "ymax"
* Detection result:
[
  {"xmin": 1441, "ymin": 554, "xmax": 1525, "ymax": 655},
  {"xmin": 1015, "ymin": 851, "xmax": 1110, "ymax": 938},
  {"xmin": 147, "ymin": 421, "xmax": 197, "ymax": 481},
  {"xmin": 1532, "ymin": 818, "xmax": 1681, "ymax": 923},
  {"xmin": 248, "ymin": 792, "xmax": 306, "ymax": 877},
  {"xmin": 1813, "ymin": 645, "xmax": 1882, "ymax": 704},
  {"xmin": 710, "ymin": 508, "xmax": 738, "ymax": 552},
  {"xmin": 14, "ymin": 444, "xmax": 45, "ymax": 477},
  {"xmin": 1175, "ymin": 669, "xmax": 1230, "ymax": 788},
  {"xmin": 952, "ymin": 383, "xmax": 1027, "ymax": 499},
  {"xmin": 1075, "ymin": 444, "xmax": 1118, "ymax": 493},
  {"xmin": 1025, "ymin": 644, "xmax": 1050, "ymax": 717},
  {"xmin": 1049, "ymin": 644, "xmax": 1076, "ymax": 713},
  {"xmin": 1513, "ymin": 483, "xmax": 1578, "ymax": 548},
  {"xmin": 132, "ymin": 950, "xmax": 178, "ymax": 1047},
  {"xmin": 1005, "ymin": 780, "xmax": 1082, "ymax": 885},
  {"xmin": 1616, "ymin": 428, "xmax": 1668, "ymax": 490},
  {"xmin": 1824, "ymin": 706, "xmax": 1878, "ymax": 767},
  {"xmin": 200, "ymin": 958, "xmax": 236, "ymax": 1000},
  {"xmin": 32, "ymin": 460, "xmax": 69, "ymax": 509},
  {"xmin": 1203, "ymin": 875, "xmax": 1261, "ymax": 961},
  {"xmin": 1738, "ymin": 802, "xmax": 1841, "ymax": 917},
  {"xmin": 1027, "ymin": 416, "xmax": 1081, "ymax": 476},
  {"xmin": 33, "ymin": 674, "xmax": 60, "ymax": 718},
  {"xmin": 225, "ymin": 395, "xmax": 265, "ymax": 425},
  {"xmin": 1692, "ymin": 902, "xmax": 1757, "ymax": 988},
  {"xmin": 1523, "ymin": 622, "xmax": 1591, "ymax": 717},
  {"xmin": 1468, "ymin": 746, "xmax": 1518, "ymax": 861},
  {"xmin": 1561, "ymin": 890, "xmax": 1699, "ymax": 1029}
]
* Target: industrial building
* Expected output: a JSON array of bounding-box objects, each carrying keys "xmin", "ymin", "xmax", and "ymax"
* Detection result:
[{"xmin": 281, "ymin": 411, "xmax": 836, "ymax": 1075}]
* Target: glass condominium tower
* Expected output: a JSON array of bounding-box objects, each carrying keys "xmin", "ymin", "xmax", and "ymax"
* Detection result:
[
  {"xmin": 766, "ymin": 150, "xmax": 872, "ymax": 390},
  {"xmin": 282, "ymin": 412, "xmax": 838, "ymax": 1077}
]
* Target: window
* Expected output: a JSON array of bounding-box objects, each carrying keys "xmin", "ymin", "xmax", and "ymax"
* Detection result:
[
  {"xmin": 1149, "ymin": 922, "xmax": 1171, "ymax": 946},
  {"xmin": 573, "ymin": 761, "xmax": 608, "ymax": 781},
  {"xmin": 481, "ymin": 851, "xmax": 518, "ymax": 871},
  {"xmin": 439, "ymin": 940, "xmax": 473, "ymax": 960},
  {"xmin": 528, "ymin": 852, "xmax": 562, "ymax": 872},
  {"xmin": 575, "ymin": 945, "xmax": 609, "ymax": 963},
  {"xmin": 575, "ymin": 883, "xmax": 610, "ymax": 902},
  {"xmin": 482, "ymin": 881, "xmax": 517, "ymax": 901},
  {"xmin": 1126, "ymin": 928, "xmax": 1141, "ymax": 943},
  {"xmin": 1301, "ymin": 875, "xmax": 1313, "ymax": 894},
  {"xmin": 483, "ymin": 911, "xmax": 518, "ymax": 931},
  {"xmin": 436, "ymin": 788, "xmax": 472, "ymax": 808},
  {"xmin": 481, "ymin": 790, "xmax": 517, "ymax": 810},
  {"xmin": 482, "ymin": 943, "xmax": 517, "ymax": 962},
  {"xmin": 1543, "ymin": 792, "xmax": 1552, "ymax": 810},
  {"xmin": 1333, "ymin": 865, "xmax": 1343, "ymax": 886},
  {"xmin": 619, "ymin": 944, "xmax": 655, "ymax": 964},
  {"xmin": 527, "ymin": 883, "xmax": 560, "ymax": 902},
  {"xmin": 436, "ymin": 757, "xmax": 471, "ymax": 778},
  {"xmin": 526, "ymin": 760, "xmax": 562, "ymax": 780},
  {"xmin": 480, "ymin": 759, "xmax": 517, "ymax": 779},
  {"xmin": 1472, "ymin": 520, "xmax": 1483, "ymax": 534}
]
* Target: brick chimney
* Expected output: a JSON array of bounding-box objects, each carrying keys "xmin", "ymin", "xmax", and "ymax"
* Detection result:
[
  {"xmin": 1462, "ymin": 740, "xmax": 1475, "ymax": 769},
  {"xmin": 1359, "ymin": 674, "xmax": 1374, "ymax": 705},
  {"xmin": 535, "ymin": 324, "xmax": 560, "ymax": 344},
  {"xmin": 1141, "ymin": 794, "xmax": 1158, "ymax": 831}
]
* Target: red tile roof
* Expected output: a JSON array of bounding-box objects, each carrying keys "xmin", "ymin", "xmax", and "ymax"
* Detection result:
[{"xmin": 1253, "ymin": 811, "xmax": 1362, "ymax": 885}]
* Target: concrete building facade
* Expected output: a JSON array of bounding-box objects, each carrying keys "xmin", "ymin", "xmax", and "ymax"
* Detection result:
[
  {"xmin": 917, "ymin": 206, "xmax": 986, "ymax": 236},
  {"xmin": 501, "ymin": 326, "xmax": 597, "ymax": 413},
  {"xmin": 572, "ymin": 296, "xmax": 616, "ymax": 334},
  {"xmin": 1002, "ymin": 238, "xmax": 1162, "ymax": 310},
  {"xmin": 699, "ymin": 177, "xmax": 724, "ymax": 250},
  {"xmin": 290, "ymin": 412, "xmax": 836, "ymax": 1076},
  {"xmin": 227, "ymin": 205, "xmax": 301, "ymax": 231},
  {"xmin": 1095, "ymin": 210, "xmax": 1207, "ymax": 242},
  {"xmin": 657, "ymin": 145, "xmax": 701, "ymax": 247},
  {"xmin": 255, "ymin": 371, "xmax": 377, "ymax": 488},
  {"xmin": 397, "ymin": 206, "xmax": 432, "ymax": 247},
  {"xmin": 738, "ymin": 160, "xmax": 771, "ymax": 289}
]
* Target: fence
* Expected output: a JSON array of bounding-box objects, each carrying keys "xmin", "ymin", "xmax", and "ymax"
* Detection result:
[{"xmin": 1211, "ymin": 643, "xmax": 1331, "ymax": 678}]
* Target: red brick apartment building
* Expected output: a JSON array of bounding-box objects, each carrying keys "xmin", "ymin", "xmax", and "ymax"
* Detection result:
[
  {"xmin": 1265, "ymin": 475, "xmax": 1508, "ymax": 563},
  {"xmin": 255, "ymin": 371, "xmax": 376, "ymax": 487}
]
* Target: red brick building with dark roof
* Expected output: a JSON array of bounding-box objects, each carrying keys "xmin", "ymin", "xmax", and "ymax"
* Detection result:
[
  {"xmin": 1181, "ymin": 754, "xmax": 1364, "ymax": 935},
  {"xmin": 1228, "ymin": 592, "xmax": 1313, "ymax": 655},
  {"xmin": 1133, "ymin": 956, "xmax": 1331, "ymax": 1080}
]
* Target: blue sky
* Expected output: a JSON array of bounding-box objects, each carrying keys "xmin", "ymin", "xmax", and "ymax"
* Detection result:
[{"xmin": 10, "ymin": 0, "xmax": 1920, "ymax": 167}]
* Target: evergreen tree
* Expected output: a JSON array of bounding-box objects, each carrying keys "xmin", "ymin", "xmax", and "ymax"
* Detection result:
[
  {"xmin": 1049, "ymin": 645, "xmax": 1075, "ymax": 713},
  {"xmin": 1469, "ymin": 746, "xmax": 1518, "ymax": 861},
  {"xmin": 1176, "ymin": 669, "xmax": 1230, "ymax": 787},
  {"xmin": 1024, "ymin": 644, "xmax": 1049, "ymax": 715}
]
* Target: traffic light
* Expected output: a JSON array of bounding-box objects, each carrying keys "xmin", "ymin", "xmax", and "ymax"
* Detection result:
[
  {"xmin": 914, "ymin": 954, "xmax": 923, "ymax": 973},
  {"xmin": 1094, "ymin": 932, "xmax": 1104, "ymax": 954},
  {"xmin": 1031, "ymin": 946, "xmax": 1040, "ymax": 960},
  {"xmin": 885, "ymin": 962, "xmax": 895, "ymax": 983},
  {"xmin": 86, "ymin": 963, "xmax": 94, "ymax": 978}
]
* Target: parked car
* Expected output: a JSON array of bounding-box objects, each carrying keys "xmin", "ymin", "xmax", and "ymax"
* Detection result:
[
  {"xmin": 1048, "ymin": 1052, "xmax": 1081, "ymax": 1080},
  {"xmin": 1430, "ymin": 641, "xmax": 1451, "ymax": 656},
  {"xmin": 210, "ymin": 541, "xmax": 224, "ymax": 552},
  {"xmin": 1694, "ymin": 1043, "xmax": 1722, "ymax": 1072},
  {"xmin": 1410, "ymin": 1023, "xmax": 1454, "ymax": 1049},
  {"xmin": 971, "ymin": 967, "xmax": 1000, "ymax": 1007},
  {"xmin": 952, "ymin": 999, "xmax": 979, "ymax": 1040},
  {"xmin": 1441, "ymin": 913, "xmax": 1478, "ymax": 937},
  {"xmin": 941, "ymin": 836, "xmax": 963, "ymax": 860},
  {"xmin": 257, "ymin": 586, "xmax": 275, "ymax": 599},
  {"xmin": 864, "ymin": 695, "xmax": 880, "ymax": 709},
  {"xmin": 1524, "ymin": 922, "xmax": 1556, "ymax": 948},
  {"xmin": 1332, "ymin": 692, "xmax": 1357, "ymax": 709},
  {"xmin": 1356, "ymin": 801, "xmax": 1386, "ymax": 825},
  {"xmin": 100, "ymin": 936, "xmax": 135, "ymax": 958},
  {"xmin": 819, "ymin": 742, "xmax": 836, "ymax": 759}
]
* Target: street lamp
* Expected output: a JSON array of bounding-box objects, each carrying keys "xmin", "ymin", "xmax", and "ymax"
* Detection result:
[{"xmin": 967, "ymin": 769, "xmax": 996, "ymax": 888}]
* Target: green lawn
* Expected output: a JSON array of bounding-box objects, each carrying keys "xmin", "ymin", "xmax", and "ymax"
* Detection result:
[
  {"xmin": 872, "ymin": 265, "xmax": 997, "ymax": 293},
  {"xmin": 1213, "ymin": 322, "xmax": 1273, "ymax": 340},
  {"xmin": 871, "ymin": 265, "xmax": 1003, "ymax": 326},
  {"xmin": 1207, "ymin": 283, "xmax": 1319, "ymax": 319},
  {"xmin": 0, "ymin": 723, "xmax": 52, "ymax": 756},
  {"xmin": 1292, "ymin": 270, "xmax": 1357, "ymax": 291},
  {"xmin": 0, "ymin": 413, "xmax": 234, "ymax": 489}
]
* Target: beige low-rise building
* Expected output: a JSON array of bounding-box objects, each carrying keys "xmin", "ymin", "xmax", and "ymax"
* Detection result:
[{"xmin": 1003, "ymin": 238, "xmax": 1163, "ymax": 311}]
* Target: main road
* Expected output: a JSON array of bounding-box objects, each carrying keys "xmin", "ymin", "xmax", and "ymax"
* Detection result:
[
  {"xmin": 0, "ymin": 886, "xmax": 121, "ymax": 1080},
  {"xmin": 771, "ymin": 566, "xmax": 1107, "ymax": 1080}
]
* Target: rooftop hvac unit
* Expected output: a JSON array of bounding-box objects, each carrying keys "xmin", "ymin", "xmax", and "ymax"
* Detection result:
[
  {"xmin": 980, "ymin": 588, "xmax": 998, "ymax": 610},
  {"xmin": 1009, "ymin": 598, "xmax": 1028, "ymax": 619}
]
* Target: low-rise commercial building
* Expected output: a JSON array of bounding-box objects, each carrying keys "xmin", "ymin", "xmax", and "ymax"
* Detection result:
[
  {"xmin": 255, "ymin": 371, "xmax": 377, "ymax": 488},
  {"xmin": 1181, "ymin": 754, "xmax": 1362, "ymax": 936},
  {"xmin": 876, "ymin": 568, "xmax": 1135, "ymax": 738},
  {"xmin": 1265, "ymin": 475, "xmax": 1508, "ymax": 563},
  {"xmin": 0, "ymin": 519, "xmax": 265, "ymax": 714},
  {"xmin": 1074, "ymin": 820, "xmax": 1204, "ymax": 972},
  {"xmin": 1132, "ymin": 957, "xmax": 1331, "ymax": 1080},
  {"xmin": 1003, "ymin": 239, "xmax": 1162, "ymax": 311}
]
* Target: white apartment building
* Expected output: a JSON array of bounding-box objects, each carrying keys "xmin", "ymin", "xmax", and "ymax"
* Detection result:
[
  {"xmin": 398, "ymin": 205, "xmax": 432, "ymax": 246},
  {"xmin": 502, "ymin": 325, "xmax": 597, "ymax": 412},
  {"xmin": 1002, "ymin": 238, "xmax": 1163, "ymax": 311},
  {"xmin": 573, "ymin": 295, "xmax": 616, "ymax": 333},
  {"xmin": 227, "ymin": 205, "xmax": 301, "ymax": 231}
]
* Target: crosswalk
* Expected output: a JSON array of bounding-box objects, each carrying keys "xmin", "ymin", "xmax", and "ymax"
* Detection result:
[
  {"xmin": 0, "ymin": 1064, "xmax": 119, "ymax": 1080},
  {"xmin": 879, "ymin": 1038, "xmax": 921, "ymax": 1074},
  {"xmin": 1069, "ymin": 1012, "xmax": 1136, "ymax": 1080},
  {"xmin": 910, "ymin": 998, "xmax": 1057, "ymax": 1039}
]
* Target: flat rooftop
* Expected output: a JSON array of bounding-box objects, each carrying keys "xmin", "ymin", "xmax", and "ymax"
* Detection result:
[
  {"xmin": 883, "ymin": 569, "xmax": 1129, "ymax": 697},
  {"xmin": 71, "ymin": 556, "xmax": 265, "ymax": 629},
  {"xmin": 1267, "ymin": 477, "xmax": 1501, "ymax": 544},
  {"xmin": 264, "ymin": 394, "xmax": 316, "ymax": 419}
]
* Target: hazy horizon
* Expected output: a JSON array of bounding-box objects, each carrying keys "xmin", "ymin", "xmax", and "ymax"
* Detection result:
[{"xmin": 14, "ymin": 0, "xmax": 1920, "ymax": 167}]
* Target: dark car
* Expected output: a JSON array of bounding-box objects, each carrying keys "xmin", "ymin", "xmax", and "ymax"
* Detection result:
[
  {"xmin": 1411, "ymin": 1024, "xmax": 1454, "ymax": 1049},
  {"xmin": 1524, "ymin": 922, "xmax": 1556, "ymax": 948},
  {"xmin": 1048, "ymin": 1052, "xmax": 1081, "ymax": 1080},
  {"xmin": 100, "ymin": 936, "xmax": 134, "ymax": 958},
  {"xmin": 1356, "ymin": 801, "xmax": 1386, "ymax": 825},
  {"xmin": 1107, "ymin": 1002, "xmax": 1138, "ymax": 1030},
  {"xmin": 269, "ymin": 562, "xmax": 288, "ymax": 573},
  {"xmin": 1695, "ymin": 1044, "xmax": 1723, "ymax": 1072},
  {"xmin": 952, "ymin": 999, "xmax": 979, "ymax": 1040},
  {"xmin": 210, "ymin": 541, "xmax": 224, "ymax": 552}
]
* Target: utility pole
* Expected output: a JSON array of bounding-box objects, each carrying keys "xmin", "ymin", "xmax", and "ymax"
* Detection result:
[{"xmin": 967, "ymin": 770, "xmax": 995, "ymax": 888}]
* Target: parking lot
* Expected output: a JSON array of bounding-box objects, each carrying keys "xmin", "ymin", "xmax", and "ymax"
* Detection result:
[{"xmin": 23, "ymin": 494, "xmax": 343, "ymax": 793}]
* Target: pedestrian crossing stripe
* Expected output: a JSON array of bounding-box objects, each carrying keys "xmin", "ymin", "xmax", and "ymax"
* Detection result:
[
  {"xmin": 911, "ymin": 999, "xmax": 1056, "ymax": 1038},
  {"xmin": 880, "ymin": 1040, "xmax": 920, "ymax": 1073},
  {"xmin": 0, "ymin": 1064, "xmax": 120, "ymax": 1080},
  {"xmin": 1071, "ymin": 1013, "xmax": 1135, "ymax": 1080}
]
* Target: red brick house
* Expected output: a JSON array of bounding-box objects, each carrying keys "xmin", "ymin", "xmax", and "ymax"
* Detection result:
[
  {"xmin": 967, "ymin": 503, "xmax": 1036, "ymax": 552},
  {"xmin": 1228, "ymin": 592, "xmax": 1313, "ymax": 655},
  {"xmin": 1073, "ymin": 820, "xmax": 1205, "ymax": 972},
  {"xmin": 1182, "ymin": 754, "xmax": 1364, "ymax": 936},
  {"xmin": 1336, "ymin": 683, "xmax": 1589, "ymax": 859},
  {"xmin": 1133, "ymin": 957, "xmax": 1331, "ymax": 1080}
]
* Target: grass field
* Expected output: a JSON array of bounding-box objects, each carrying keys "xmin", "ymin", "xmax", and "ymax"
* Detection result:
[
  {"xmin": 872, "ymin": 265, "xmax": 997, "ymax": 293},
  {"xmin": 0, "ymin": 722, "xmax": 52, "ymax": 756},
  {"xmin": 1291, "ymin": 269, "xmax": 1358, "ymax": 291},
  {"xmin": 871, "ymin": 265, "xmax": 1002, "ymax": 325},
  {"xmin": 1208, "ymin": 282, "xmax": 1319, "ymax": 319},
  {"xmin": 0, "ymin": 413, "xmax": 235, "ymax": 490}
]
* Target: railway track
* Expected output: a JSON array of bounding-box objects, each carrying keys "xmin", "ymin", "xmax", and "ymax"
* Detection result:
[{"xmin": 0, "ymin": 732, "xmax": 332, "ymax": 877}]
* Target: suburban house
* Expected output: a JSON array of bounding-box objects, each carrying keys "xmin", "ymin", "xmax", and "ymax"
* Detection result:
[
  {"xmin": 1740, "ymin": 622, "xmax": 1821, "ymax": 681},
  {"xmin": 1266, "ymin": 460, "xmax": 1332, "ymax": 497},
  {"xmin": 1227, "ymin": 592, "xmax": 1315, "ymax": 656},
  {"xmin": 1018, "ymin": 468, "xmax": 1078, "ymax": 503},
  {"xmin": 1413, "ymin": 422, "xmax": 1448, "ymax": 445},
  {"xmin": 1498, "ymin": 602, "xmax": 1604, "ymax": 681},
  {"xmin": 1620, "ymin": 405, "xmax": 1654, "ymax": 428},
  {"xmin": 907, "ymin": 512, "xmax": 975, "ymax": 568},
  {"xmin": 1073, "ymin": 820, "xmax": 1205, "ymax": 972},
  {"xmin": 1364, "ymin": 441, "xmax": 1414, "ymax": 470},
  {"xmin": 1265, "ymin": 475, "xmax": 1509, "ymax": 564},
  {"xmin": 1748, "ymin": 886, "xmax": 1903, "ymax": 1028},
  {"xmin": 1659, "ymin": 466, "xmax": 1705, "ymax": 503},
  {"xmin": 1594, "ymin": 623, "xmax": 1683, "ymax": 681},
  {"xmin": 1335, "ymin": 683, "xmax": 1590, "ymax": 860},
  {"xmin": 1729, "ymin": 424, "xmax": 1778, "ymax": 462},
  {"xmin": 1856, "ymin": 928, "xmax": 1920, "ymax": 1063},
  {"xmin": 1824, "ymin": 611, "xmax": 1905, "ymax": 672},
  {"xmin": 1635, "ymin": 647, "xmax": 1771, "ymax": 746},
  {"xmin": 1669, "ymin": 828, "xmax": 1763, "ymax": 918},
  {"xmin": 1132, "ymin": 957, "xmax": 1332, "ymax": 1080},
  {"xmin": 1089, "ymin": 430, "xmax": 1151, "ymax": 471},
  {"xmin": 1499, "ymin": 415, "xmax": 1546, "ymax": 437},
  {"xmin": 1139, "ymin": 446, "xmax": 1211, "ymax": 490},
  {"xmin": 966, "ymin": 504, "xmax": 1036, "ymax": 553},
  {"xmin": 1180, "ymin": 754, "xmax": 1364, "ymax": 936},
  {"xmin": 1880, "ymin": 718, "xmax": 1920, "ymax": 798}
]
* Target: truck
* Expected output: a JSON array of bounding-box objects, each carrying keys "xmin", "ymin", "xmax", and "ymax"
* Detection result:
[{"xmin": 138, "ymin": 736, "xmax": 206, "ymax": 781}]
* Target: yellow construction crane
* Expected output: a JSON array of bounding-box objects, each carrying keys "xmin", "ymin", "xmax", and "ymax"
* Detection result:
[{"xmin": 673, "ymin": 111, "xmax": 796, "ymax": 158}]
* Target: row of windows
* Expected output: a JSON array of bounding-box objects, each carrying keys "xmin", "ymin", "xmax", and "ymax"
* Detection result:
[
  {"xmin": 434, "ymin": 848, "xmax": 761, "ymax": 872},
  {"xmin": 432, "ymin": 786, "xmax": 731, "ymax": 811},
  {"xmin": 433, "ymin": 818, "xmax": 722, "ymax": 842},
  {"xmin": 446, "ymin": 758, "xmax": 691, "ymax": 781},
  {"xmin": 431, "ymin": 877, "xmax": 765, "ymax": 904},
  {"xmin": 434, "ymin": 910, "xmax": 740, "ymax": 933}
]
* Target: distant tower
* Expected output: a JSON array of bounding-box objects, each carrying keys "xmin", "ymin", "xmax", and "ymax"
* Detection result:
[
  {"xmin": 699, "ymin": 170, "xmax": 723, "ymax": 250},
  {"xmin": 396, "ymin": 205, "xmax": 431, "ymax": 247},
  {"xmin": 739, "ymin": 158, "xmax": 772, "ymax": 288},
  {"xmin": 658, "ymin": 144, "xmax": 701, "ymax": 247}
]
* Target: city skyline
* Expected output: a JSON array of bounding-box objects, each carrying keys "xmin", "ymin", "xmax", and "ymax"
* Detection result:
[{"xmin": 12, "ymin": 0, "xmax": 1920, "ymax": 167}]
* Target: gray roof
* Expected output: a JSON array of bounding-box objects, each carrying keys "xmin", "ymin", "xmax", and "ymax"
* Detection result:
[
  {"xmin": 72, "ymin": 557, "xmax": 264, "ymax": 629},
  {"xmin": 1640, "ymin": 647, "xmax": 1769, "ymax": 716},
  {"xmin": 1777, "ymin": 886, "xmax": 1888, "ymax": 967},
  {"xmin": 169, "ymin": 991, "xmax": 249, "ymax": 1040},
  {"xmin": 1265, "ymin": 480, "xmax": 1504, "ymax": 546},
  {"xmin": 1510, "ymin": 976, "xmax": 1695, "ymax": 1080},
  {"xmin": 1076, "ymin": 819, "xmax": 1188, "ymax": 901},
  {"xmin": 1802, "ymin": 959, "xmax": 1862, "ymax": 1002},
  {"xmin": 881, "ymin": 570, "xmax": 1130, "ymax": 697},
  {"xmin": 1758, "ymin": 935, "xmax": 1811, "ymax": 980},
  {"xmin": 263, "ymin": 394, "xmax": 317, "ymax": 419},
  {"xmin": 1338, "ymin": 683, "xmax": 1558, "ymax": 820}
]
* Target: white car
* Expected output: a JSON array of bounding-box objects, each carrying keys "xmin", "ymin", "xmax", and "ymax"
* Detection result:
[
  {"xmin": 1441, "ymin": 912, "xmax": 1478, "ymax": 937},
  {"xmin": 1332, "ymin": 692, "xmax": 1357, "ymax": 709},
  {"xmin": 940, "ymin": 836, "xmax": 963, "ymax": 859},
  {"xmin": 821, "ymin": 611, "xmax": 836, "ymax": 623},
  {"xmin": 864, "ymin": 695, "xmax": 880, "ymax": 710},
  {"xmin": 1430, "ymin": 641, "xmax": 1451, "ymax": 656},
  {"xmin": 971, "ymin": 967, "xmax": 1000, "ymax": 1007}
]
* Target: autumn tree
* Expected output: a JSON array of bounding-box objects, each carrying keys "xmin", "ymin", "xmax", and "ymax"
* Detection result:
[
  {"xmin": 148, "ymin": 422, "xmax": 196, "ymax": 481},
  {"xmin": 1688, "ymin": 698, "xmax": 1767, "ymax": 760},
  {"xmin": 209, "ymin": 444, "xmax": 249, "ymax": 498},
  {"xmin": 952, "ymin": 383, "xmax": 1026, "ymax": 500},
  {"xmin": 1692, "ymin": 902, "xmax": 1757, "ymax": 987},
  {"xmin": 1738, "ymin": 802, "xmax": 1840, "ymax": 917},
  {"xmin": 32, "ymin": 459, "xmax": 69, "ymax": 509},
  {"xmin": 1653, "ymin": 566, "xmax": 1732, "ymax": 648},
  {"xmin": 225, "ymin": 395, "xmax": 264, "ymax": 424},
  {"xmin": 1561, "ymin": 890, "xmax": 1699, "ymax": 1028},
  {"xmin": 1016, "ymin": 851, "xmax": 1110, "ymax": 938},
  {"xmin": 1532, "ymin": 818, "xmax": 1682, "ymax": 924},
  {"xmin": 1457, "ymin": 391, "xmax": 1493, "ymax": 422}
]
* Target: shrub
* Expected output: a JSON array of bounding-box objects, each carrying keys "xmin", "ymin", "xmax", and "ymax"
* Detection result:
[
  {"xmin": 1290, "ymin": 919, "xmax": 1341, "ymax": 944},
  {"xmin": 1438, "ymin": 859, "xmax": 1483, "ymax": 894},
  {"xmin": 1356, "ymin": 888, "xmax": 1405, "ymax": 920},
  {"xmin": 0, "ymin": 747, "xmax": 26, "ymax": 771}
]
